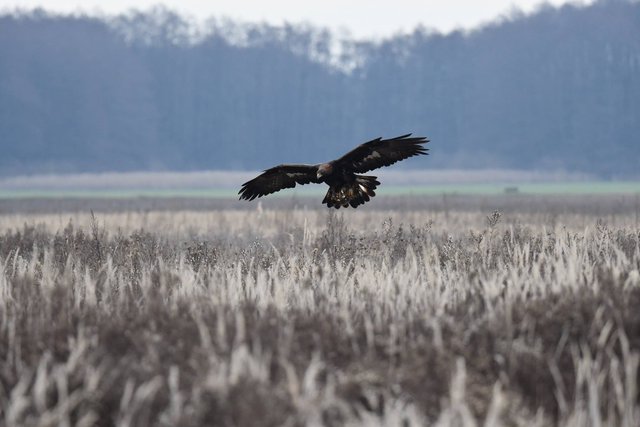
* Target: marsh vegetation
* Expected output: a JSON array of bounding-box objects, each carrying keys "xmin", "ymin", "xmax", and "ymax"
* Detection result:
[{"xmin": 0, "ymin": 196, "xmax": 639, "ymax": 426}]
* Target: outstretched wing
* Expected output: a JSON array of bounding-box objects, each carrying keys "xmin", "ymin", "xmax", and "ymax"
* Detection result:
[
  {"xmin": 336, "ymin": 134, "xmax": 429, "ymax": 173},
  {"xmin": 239, "ymin": 164, "xmax": 320, "ymax": 200}
]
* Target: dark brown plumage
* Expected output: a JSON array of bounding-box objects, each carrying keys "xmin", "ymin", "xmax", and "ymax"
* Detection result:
[{"xmin": 238, "ymin": 134, "xmax": 429, "ymax": 208}]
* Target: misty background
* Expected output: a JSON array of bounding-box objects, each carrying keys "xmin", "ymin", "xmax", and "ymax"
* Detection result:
[{"xmin": 0, "ymin": 0, "xmax": 638, "ymax": 181}]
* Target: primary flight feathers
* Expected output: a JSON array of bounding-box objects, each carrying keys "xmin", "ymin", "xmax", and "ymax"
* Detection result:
[{"xmin": 239, "ymin": 134, "xmax": 429, "ymax": 208}]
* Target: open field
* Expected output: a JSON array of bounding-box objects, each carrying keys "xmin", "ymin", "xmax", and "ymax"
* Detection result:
[
  {"xmin": 0, "ymin": 195, "xmax": 639, "ymax": 426},
  {"xmin": 1, "ymin": 181, "xmax": 640, "ymax": 200}
]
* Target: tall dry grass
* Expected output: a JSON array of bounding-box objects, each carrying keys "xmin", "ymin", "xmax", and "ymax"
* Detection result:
[{"xmin": 0, "ymin": 202, "xmax": 639, "ymax": 426}]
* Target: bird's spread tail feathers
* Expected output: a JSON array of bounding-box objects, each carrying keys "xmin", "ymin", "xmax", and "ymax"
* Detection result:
[{"xmin": 323, "ymin": 175, "xmax": 379, "ymax": 209}]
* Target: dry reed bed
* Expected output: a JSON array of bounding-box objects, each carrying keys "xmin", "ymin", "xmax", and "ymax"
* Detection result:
[
  {"xmin": 0, "ymin": 208, "xmax": 638, "ymax": 238},
  {"xmin": 0, "ymin": 207, "xmax": 639, "ymax": 426}
]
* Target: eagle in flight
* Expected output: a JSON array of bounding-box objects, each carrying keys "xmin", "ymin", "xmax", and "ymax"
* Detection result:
[{"xmin": 239, "ymin": 134, "xmax": 429, "ymax": 208}]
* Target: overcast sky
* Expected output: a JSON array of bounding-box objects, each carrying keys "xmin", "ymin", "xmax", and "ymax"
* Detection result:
[{"xmin": 0, "ymin": 0, "xmax": 594, "ymax": 38}]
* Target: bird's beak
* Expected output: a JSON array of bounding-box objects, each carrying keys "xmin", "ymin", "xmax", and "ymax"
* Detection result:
[{"xmin": 316, "ymin": 171, "xmax": 322, "ymax": 180}]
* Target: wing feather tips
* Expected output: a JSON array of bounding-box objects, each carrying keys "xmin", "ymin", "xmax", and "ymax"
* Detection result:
[
  {"xmin": 392, "ymin": 133, "xmax": 413, "ymax": 140},
  {"xmin": 238, "ymin": 186, "xmax": 258, "ymax": 201},
  {"xmin": 238, "ymin": 177, "xmax": 269, "ymax": 200},
  {"xmin": 390, "ymin": 134, "xmax": 430, "ymax": 144},
  {"xmin": 403, "ymin": 138, "xmax": 430, "ymax": 158}
]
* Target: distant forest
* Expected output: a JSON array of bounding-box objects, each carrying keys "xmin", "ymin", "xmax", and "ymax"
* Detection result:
[{"xmin": 1, "ymin": 1, "xmax": 639, "ymax": 177}]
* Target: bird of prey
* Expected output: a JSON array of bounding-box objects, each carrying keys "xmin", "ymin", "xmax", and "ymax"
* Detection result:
[{"xmin": 238, "ymin": 134, "xmax": 429, "ymax": 208}]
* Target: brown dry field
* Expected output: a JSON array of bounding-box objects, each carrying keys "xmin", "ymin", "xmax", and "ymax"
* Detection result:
[{"xmin": 0, "ymin": 194, "xmax": 639, "ymax": 426}]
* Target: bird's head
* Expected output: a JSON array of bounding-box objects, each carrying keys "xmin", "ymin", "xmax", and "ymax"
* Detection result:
[{"xmin": 317, "ymin": 163, "xmax": 333, "ymax": 180}]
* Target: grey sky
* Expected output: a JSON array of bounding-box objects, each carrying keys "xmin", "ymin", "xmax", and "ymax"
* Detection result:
[{"xmin": 0, "ymin": 0, "xmax": 594, "ymax": 39}]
